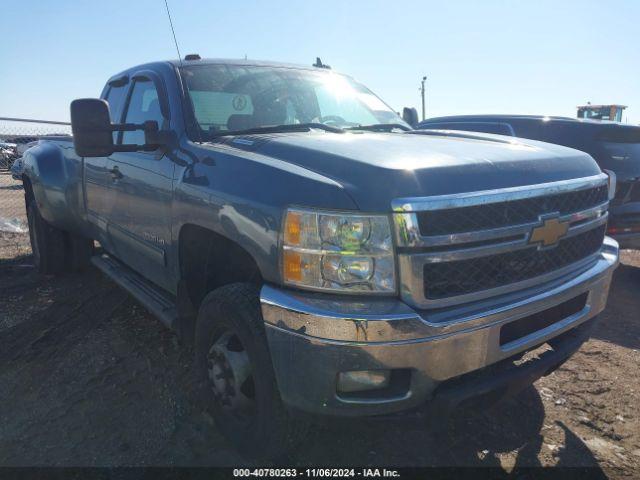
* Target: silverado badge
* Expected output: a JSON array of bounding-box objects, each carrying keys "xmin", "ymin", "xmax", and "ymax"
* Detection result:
[{"xmin": 529, "ymin": 216, "xmax": 569, "ymax": 248}]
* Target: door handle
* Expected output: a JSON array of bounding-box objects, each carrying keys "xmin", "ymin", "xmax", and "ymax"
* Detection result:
[{"xmin": 109, "ymin": 166, "xmax": 123, "ymax": 180}]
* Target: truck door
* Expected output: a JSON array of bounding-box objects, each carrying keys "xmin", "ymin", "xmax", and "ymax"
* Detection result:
[
  {"xmin": 84, "ymin": 78, "xmax": 128, "ymax": 250},
  {"xmin": 106, "ymin": 72, "xmax": 175, "ymax": 292}
]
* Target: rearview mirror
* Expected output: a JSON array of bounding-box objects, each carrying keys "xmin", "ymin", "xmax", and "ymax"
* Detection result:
[
  {"xmin": 402, "ymin": 107, "xmax": 419, "ymax": 128},
  {"xmin": 70, "ymin": 98, "xmax": 114, "ymax": 157}
]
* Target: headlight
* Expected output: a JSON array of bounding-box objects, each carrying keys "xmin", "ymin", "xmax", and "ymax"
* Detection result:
[{"xmin": 281, "ymin": 208, "xmax": 395, "ymax": 293}]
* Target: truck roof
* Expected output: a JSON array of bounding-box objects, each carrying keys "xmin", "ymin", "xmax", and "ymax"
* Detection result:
[
  {"xmin": 105, "ymin": 57, "xmax": 341, "ymax": 88},
  {"xmin": 116, "ymin": 58, "xmax": 330, "ymax": 76},
  {"xmin": 165, "ymin": 57, "xmax": 326, "ymax": 71}
]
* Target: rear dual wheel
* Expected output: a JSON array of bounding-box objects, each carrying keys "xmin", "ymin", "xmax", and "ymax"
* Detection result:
[{"xmin": 26, "ymin": 200, "xmax": 93, "ymax": 274}]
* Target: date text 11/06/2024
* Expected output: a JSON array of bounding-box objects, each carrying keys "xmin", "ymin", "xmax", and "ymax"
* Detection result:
[{"xmin": 233, "ymin": 469, "xmax": 401, "ymax": 478}]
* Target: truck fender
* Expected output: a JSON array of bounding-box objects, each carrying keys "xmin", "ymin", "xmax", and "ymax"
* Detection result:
[{"xmin": 22, "ymin": 140, "xmax": 84, "ymax": 232}]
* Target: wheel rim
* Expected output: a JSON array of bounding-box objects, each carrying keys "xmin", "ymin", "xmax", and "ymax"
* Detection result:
[{"xmin": 207, "ymin": 330, "xmax": 256, "ymax": 421}]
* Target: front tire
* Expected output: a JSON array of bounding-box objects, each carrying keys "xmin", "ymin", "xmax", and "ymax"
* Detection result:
[{"xmin": 195, "ymin": 283, "xmax": 304, "ymax": 459}]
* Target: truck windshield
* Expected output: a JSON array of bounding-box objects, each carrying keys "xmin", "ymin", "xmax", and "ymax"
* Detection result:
[{"xmin": 180, "ymin": 64, "xmax": 408, "ymax": 139}]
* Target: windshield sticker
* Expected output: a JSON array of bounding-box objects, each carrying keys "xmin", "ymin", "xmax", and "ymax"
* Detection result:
[{"xmin": 232, "ymin": 95, "xmax": 248, "ymax": 111}]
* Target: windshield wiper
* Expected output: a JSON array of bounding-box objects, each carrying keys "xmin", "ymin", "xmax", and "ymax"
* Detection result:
[
  {"xmin": 346, "ymin": 123, "xmax": 412, "ymax": 132},
  {"xmin": 210, "ymin": 123, "xmax": 344, "ymax": 138}
]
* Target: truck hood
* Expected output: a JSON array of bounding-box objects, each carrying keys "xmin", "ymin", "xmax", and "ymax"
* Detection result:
[{"xmin": 212, "ymin": 130, "xmax": 602, "ymax": 211}]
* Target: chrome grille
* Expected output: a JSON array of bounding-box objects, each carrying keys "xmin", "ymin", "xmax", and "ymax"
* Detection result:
[
  {"xmin": 423, "ymin": 225, "xmax": 605, "ymax": 299},
  {"xmin": 393, "ymin": 174, "xmax": 610, "ymax": 309}
]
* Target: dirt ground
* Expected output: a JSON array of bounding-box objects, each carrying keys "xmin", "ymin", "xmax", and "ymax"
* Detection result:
[{"xmin": 0, "ymin": 229, "xmax": 639, "ymax": 476}]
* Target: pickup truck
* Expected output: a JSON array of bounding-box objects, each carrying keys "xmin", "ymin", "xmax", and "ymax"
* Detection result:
[
  {"xmin": 22, "ymin": 57, "xmax": 619, "ymax": 458},
  {"xmin": 417, "ymin": 115, "xmax": 640, "ymax": 249}
]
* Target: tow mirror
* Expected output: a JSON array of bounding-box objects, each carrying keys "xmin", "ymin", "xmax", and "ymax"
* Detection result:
[
  {"xmin": 402, "ymin": 107, "xmax": 419, "ymax": 128},
  {"xmin": 70, "ymin": 98, "xmax": 171, "ymax": 158},
  {"xmin": 71, "ymin": 99, "xmax": 114, "ymax": 157}
]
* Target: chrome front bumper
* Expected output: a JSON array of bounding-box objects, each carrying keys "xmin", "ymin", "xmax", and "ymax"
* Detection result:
[{"xmin": 261, "ymin": 237, "xmax": 619, "ymax": 416}]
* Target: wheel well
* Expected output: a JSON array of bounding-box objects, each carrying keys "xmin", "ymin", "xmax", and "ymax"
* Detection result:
[{"xmin": 179, "ymin": 224, "xmax": 263, "ymax": 311}]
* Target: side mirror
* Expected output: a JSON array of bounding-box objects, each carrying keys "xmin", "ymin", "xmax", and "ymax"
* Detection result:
[
  {"xmin": 70, "ymin": 98, "xmax": 171, "ymax": 158},
  {"xmin": 402, "ymin": 107, "xmax": 419, "ymax": 128},
  {"xmin": 70, "ymin": 99, "xmax": 115, "ymax": 157}
]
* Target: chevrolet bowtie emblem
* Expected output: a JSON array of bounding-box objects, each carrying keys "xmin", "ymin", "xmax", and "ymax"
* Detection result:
[{"xmin": 529, "ymin": 216, "xmax": 569, "ymax": 248}]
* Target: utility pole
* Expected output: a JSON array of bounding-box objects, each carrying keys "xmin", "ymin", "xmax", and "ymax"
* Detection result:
[{"xmin": 420, "ymin": 76, "xmax": 427, "ymax": 121}]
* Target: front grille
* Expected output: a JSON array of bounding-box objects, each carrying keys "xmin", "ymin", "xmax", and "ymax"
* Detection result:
[
  {"xmin": 423, "ymin": 225, "xmax": 605, "ymax": 300},
  {"xmin": 418, "ymin": 184, "xmax": 608, "ymax": 236}
]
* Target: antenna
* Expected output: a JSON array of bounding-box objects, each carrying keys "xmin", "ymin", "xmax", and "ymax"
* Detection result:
[{"xmin": 164, "ymin": 0, "xmax": 183, "ymax": 66}]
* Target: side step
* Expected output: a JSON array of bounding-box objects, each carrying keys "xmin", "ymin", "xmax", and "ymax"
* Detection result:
[{"xmin": 91, "ymin": 253, "xmax": 178, "ymax": 329}]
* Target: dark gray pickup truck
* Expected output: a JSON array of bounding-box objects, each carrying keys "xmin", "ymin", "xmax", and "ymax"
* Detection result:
[{"xmin": 22, "ymin": 57, "xmax": 619, "ymax": 457}]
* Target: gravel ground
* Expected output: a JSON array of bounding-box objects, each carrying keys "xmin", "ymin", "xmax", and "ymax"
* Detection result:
[{"xmin": 0, "ymin": 232, "xmax": 638, "ymax": 476}]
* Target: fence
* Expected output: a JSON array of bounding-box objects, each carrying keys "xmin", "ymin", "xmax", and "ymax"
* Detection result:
[{"xmin": 0, "ymin": 117, "xmax": 72, "ymax": 258}]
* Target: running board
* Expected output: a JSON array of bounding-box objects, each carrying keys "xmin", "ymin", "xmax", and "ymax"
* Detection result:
[{"xmin": 91, "ymin": 254, "xmax": 178, "ymax": 329}]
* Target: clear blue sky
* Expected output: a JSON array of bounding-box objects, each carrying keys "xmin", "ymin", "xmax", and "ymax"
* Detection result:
[{"xmin": 1, "ymin": 0, "xmax": 638, "ymax": 124}]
